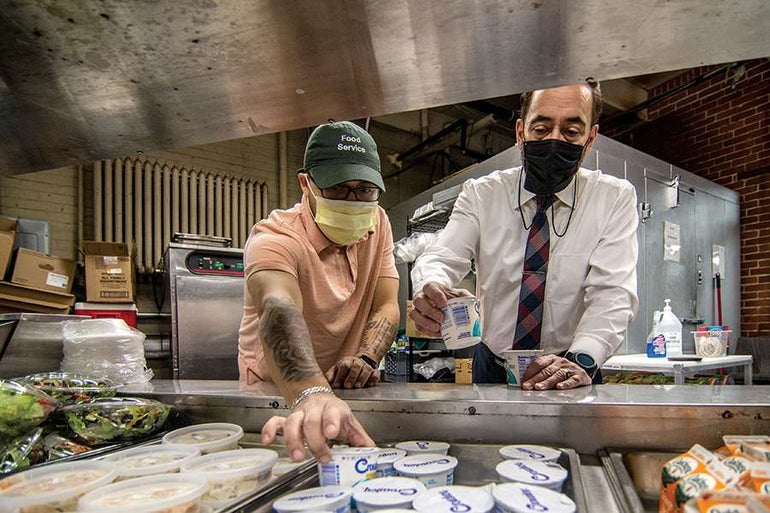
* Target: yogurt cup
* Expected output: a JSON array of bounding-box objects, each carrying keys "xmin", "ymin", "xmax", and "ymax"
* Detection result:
[
  {"xmin": 392, "ymin": 454, "xmax": 458, "ymax": 488},
  {"xmin": 317, "ymin": 446, "xmax": 379, "ymax": 487},
  {"xmin": 100, "ymin": 444, "xmax": 201, "ymax": 480},
  {"xmin": 180, "ymin": 448, "xmax": 278, "ymax": 507},
  {"xmin": 162, "ymin": 422, "xmax": 244, "ymax": 454},
  {"xmin": 0, "ymin": 460, "xmax": 117, "ymax": 513},
  {"xmin": 440, "ymin": 296, "xmax": 482, "ymax": 350},
  {"xmin": 352, "ymin": 476, "xmax": 427, "ymax": 512},
  {"xmin": 499, "ymin": 444, "xmax": 562, "ymax": 463},
  {"xmin": 375, "ymin": 448, "xmax": 407, "ymax": 477},
  {"xmin": 502, "ymin": 350, "xmax": 544, "ymax": 387},
  {"xmin": 77, "ymin": 474, "xmax": 208, "ymax": 513},
  {"xmin": 394, "ymin": 440, "xmax": 450, "ymax": 455},
  {"xmin": 272, "ymin": 485, "xmax": 351, "ymax": 513},
  {"xmin": 492, "ymin": 482, "xmax": 576, "ymax": 513},
  {"xmin": 495, "ymin": 460, "xmax": 568, "ymax": 492},
  {"xmin": 412, "ymin": 485, "xmax": 495, "ymax": 513}
]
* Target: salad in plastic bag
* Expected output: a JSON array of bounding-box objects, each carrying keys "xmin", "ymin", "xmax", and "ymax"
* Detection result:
[
  {"xmin": 62, "ymin": 397, "xmax": 171, "ymax": 444},
  {"xmin": 18, "ymin": 372, "xmax": 120, "ymax": 405},
  {"xmin": 0, "ymin": 380, "xmax": 58, "ymax": 442}
]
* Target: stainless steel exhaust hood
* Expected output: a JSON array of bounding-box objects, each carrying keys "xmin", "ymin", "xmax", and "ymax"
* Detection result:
[{"xmin": 1, "ymin": 0, "xmax": 768, "ymax": 176}]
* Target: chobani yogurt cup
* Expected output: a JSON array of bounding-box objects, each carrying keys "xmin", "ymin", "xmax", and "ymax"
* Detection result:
[
  {"xmin": 375, "ymin": 448, "xmax": 407, "ymax": 477},
  {"xmin": 180, "ymin": 448, "xmax": 278, "ymax": 507},
  {"xmin": 101, "ymin": 444, "xmax": 201, "ymax": 480},
  {"xmin": 393, "ymin": 454, "xmax": 458, "ymax": 488},
  {"xmin": 317, "ymin": 446, "xmax": 378, "ymax": 487},
  {"xmin": 412, "ymin": 485, "xmax": 494, "ymax": 513},
  {"xmin": 499, "ymin": 444, "xmax": 562, "ymax": 463},
  {"xmin": 0, "ymin": 460, "xmax": 117, "ymax": 513},
  {"xmin": 394, "ymin": 440, "xmax": 450, "ymax": 455},
  {"xmin": 272, "ymin": 485, "xmax": 351, "ymax": 513},
  {"xmin": 495, "ymin": 460, "xmax": 568, "ymax": 492},
  {"xmin": 492, "ymin": 482, "xmax": 576, "ymax": 513},
  {"xmin": 77, "ymin": 474, "xmax": 208, "ymax": 513},
  {"xmin": 162, "ymin": 423, "xmax": 244, "ymax": 454},
  {"xmin": 352, "ymin": 476, "xmax": 427, "ymax": 512}
]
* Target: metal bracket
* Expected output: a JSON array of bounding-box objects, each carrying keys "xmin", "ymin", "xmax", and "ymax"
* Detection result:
[{"xmin": 639, "ymin": 202, "xmax": 653, "ymax": 223}]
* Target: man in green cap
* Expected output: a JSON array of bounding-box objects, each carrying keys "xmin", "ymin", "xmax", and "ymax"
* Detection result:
[{"xmin": 239, "ymin": 121, "xmax": 399, "ymax": 462}]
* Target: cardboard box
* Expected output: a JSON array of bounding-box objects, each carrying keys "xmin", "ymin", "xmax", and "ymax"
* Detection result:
[
  {"xmin": 82, "ymin": 241, "xmax": 135, "ymax": 302},
  {"xmin": 455, "ymin": 357, "xmax": 473, "ymax": 384},
  {"xmin": 11, "ymin": 248, "xmax": 76, "ymax": 294},
  {"xmin": 0, "ymin": 281, "xmax": 75, "ymax": 314},
  {"xmin": 406, "ymin": 300, "xmax": 442, "ymax": 339},
  {"xmin": 0, "ymin": 217, "xmax": 16, "ymax": 280}
]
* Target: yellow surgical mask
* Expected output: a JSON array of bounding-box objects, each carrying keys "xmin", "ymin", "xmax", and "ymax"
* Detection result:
[{"xmin": 311, "ymin": 191, "xmax": 378, "ymax": 245}]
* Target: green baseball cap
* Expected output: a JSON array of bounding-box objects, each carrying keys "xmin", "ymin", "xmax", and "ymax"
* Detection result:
[{"xmin": 301, "ymin": 121, "xmax": 385, "ymax": 191}]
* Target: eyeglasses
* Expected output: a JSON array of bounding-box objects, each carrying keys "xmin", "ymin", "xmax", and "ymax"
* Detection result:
[{"xmin": 319, "ymin": 183, "xmax": 382, "ymax": 202}]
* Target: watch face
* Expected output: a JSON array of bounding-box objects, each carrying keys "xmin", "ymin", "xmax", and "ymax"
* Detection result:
[{"xmin": 575, "ymin": 352, "xmax": 596, "ymax": 368}]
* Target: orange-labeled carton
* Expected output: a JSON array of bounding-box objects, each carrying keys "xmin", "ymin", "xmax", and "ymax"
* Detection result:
[{"xmin": 660, "ymin": 444, "xmax": 739, "ymax": 513}]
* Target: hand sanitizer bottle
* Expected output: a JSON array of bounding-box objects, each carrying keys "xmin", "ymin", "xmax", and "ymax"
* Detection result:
[
  {"xmin": 659, "ymin": 299, "xmax": 683, "ymax": 357},
  {"xmin": 646, "ymin": 310, "xmax": 666, "ymax": 358}
]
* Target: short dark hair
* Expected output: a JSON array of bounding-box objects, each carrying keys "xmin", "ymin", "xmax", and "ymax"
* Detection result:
[{"xmin": 519, "ymin": 78, "xmax": 603, "ymax": 126}]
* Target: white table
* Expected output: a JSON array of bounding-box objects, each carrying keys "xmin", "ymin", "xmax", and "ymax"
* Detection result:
[{"xmin": 602, "ymin": 354, "xmax": 753, "ymax": 385}]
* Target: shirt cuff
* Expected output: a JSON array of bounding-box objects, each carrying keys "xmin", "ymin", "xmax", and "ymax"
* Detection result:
[{"xmin": 568, "ymin": 336, "xmax": 610, "ymax": 367}]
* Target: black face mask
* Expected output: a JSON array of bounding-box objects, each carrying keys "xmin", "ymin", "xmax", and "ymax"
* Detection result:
[{"xmin": 522, "ymin": 139, "xmax": 585, "ymax": 195}]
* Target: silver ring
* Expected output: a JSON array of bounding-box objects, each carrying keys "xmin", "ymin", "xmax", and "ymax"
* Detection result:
[{"xmin": 564, "ymin": 370, "xmax": 572, "ymax": 379}]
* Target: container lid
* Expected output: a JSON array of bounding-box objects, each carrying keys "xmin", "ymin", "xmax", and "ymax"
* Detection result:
[
  {"xmin": 180, "ymin": 448, "xmax": 278, "ymax": 478},
  {"xmin": 499, "ymin": 444, "xmax": 562, "ymax": 462},
  {"xmin": 495, "ymin": 460, "xmax": 568, "ymax": 487},
  {"xmin": 412, "ymin": 485, "xmax": 495, "ymax": 513},
  {"xmin": 162, "ymin": 423, "xmax": 243, "ymax": 451},
  {"xmin": 74, "ymin": 303, "xmax": 138, "ymax": 311},
  {"xmin": 394, "ymin": 441, "xmax": 450, "ymax": 454},
  {"xmin": 77, "ymin": 474, "xmax": 207, "ymax": 513},
  {"xmin": 272, "ymin": 485, "xmax": 351, "ymax": 512},
  {"xmin": 492, "ymin": 482, "xmax": 576, "ymax": 513},
  {"xmin": 392, "ymin": 454, "xmax": 458, "ymax": 476},
  {"xmin": 0, "ymin": 460, "xmax": 116, "ymax": 508},
  {"xmin": 330, "ymin": 446, "xmax": 380, "ymax": 456},
  {"xmin": 100, "ymin": 444, "xmax": 201, "ymax": 477},
  {"xmin": 376, "ymin": 448, "xmax": 407, "ymax": 465},
  {"xmin": 352, "ymin": 476, "xmax": 427, "ymax": 507},
  {"xmin": 17, "ymin": 372, "xmax": 120, "ymax": 404}
]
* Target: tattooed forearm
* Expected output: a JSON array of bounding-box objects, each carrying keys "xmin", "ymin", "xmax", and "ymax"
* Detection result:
[
  {"xmin": 258, "ymin": 296, "xmax": 321, "ymax": 381},
  {"xmin": 360, "ymin": 316, "xmax": 398, "ymax": 360}
]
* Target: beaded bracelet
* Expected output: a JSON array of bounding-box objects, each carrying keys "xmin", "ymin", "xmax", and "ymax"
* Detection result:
[{"xmin": 291, "ymin": 385, "xmax": 334, "ymax": 410}]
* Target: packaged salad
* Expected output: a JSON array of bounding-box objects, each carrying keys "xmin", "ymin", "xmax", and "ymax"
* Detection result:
[
  {"xmin": 0, "ymin": 379, "xmax": 58, "ymax": 443},
  {"xmin": 0, "ymin": 427, "xmax": 47, "ymax": 475},
  {"xmin": 18, "ymin": 372, "xmax": 120, "ymax": 405},
  {"xmin": 61, "ymin": 397, "xmax": 171, "ymax": 444}
]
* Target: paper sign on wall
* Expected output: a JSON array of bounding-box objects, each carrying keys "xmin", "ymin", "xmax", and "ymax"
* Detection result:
[{"xmin": 664, "ymin": 221, "xmax": 681, "ymax": 263}]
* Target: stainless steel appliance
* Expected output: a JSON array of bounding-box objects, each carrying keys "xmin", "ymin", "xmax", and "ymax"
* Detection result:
[{"xmin": 166, "ymin": 236, "xmax": 244, "ymax": 380}]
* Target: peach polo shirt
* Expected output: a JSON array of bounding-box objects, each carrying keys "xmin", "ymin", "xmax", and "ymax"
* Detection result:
[{"xmin": 237, "ymin": 194, "xmax": 399, "ymax": 385}]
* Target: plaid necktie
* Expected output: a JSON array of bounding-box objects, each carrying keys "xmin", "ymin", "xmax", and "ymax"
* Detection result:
[{"xmin": 512, "ymin": 196, "xmax": 552, "ymax": 350}]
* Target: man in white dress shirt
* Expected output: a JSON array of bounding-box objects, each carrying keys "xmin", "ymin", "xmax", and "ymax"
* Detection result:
[{"xmin": 409, "ymin": 80, "xmax": 639, "ymax": 389}]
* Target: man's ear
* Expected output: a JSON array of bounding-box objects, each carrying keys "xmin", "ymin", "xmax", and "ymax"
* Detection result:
[
  {"xmin": 583, "ymin": 124, "xmax": 599, "ymax": 154},
  {"xmin": 515, "ymin": 118, "xmax": 525, "ymax": 151}
]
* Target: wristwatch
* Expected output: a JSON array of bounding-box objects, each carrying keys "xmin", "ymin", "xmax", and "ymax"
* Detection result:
[
  {"xmin": 564, "ymin": 351, "xmax": 598, "ymax": 379},
  {"xmin": 358, "ymin": 354, "xmax": 379, "ymax": 370}
]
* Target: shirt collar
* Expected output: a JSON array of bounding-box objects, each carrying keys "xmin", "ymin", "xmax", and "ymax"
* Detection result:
[{"xmin": 516, "ymin": 167, "xmax": 580, "ymax": 210}]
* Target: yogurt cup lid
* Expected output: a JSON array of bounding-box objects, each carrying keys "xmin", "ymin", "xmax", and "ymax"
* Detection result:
[
  {"xmin": 499, "ymin": 444, "xmax": 562, "ymax": 462},
  {"xmin": 0, "ymin": 461, "xmax": 117, "ymax": 507},
  {"xmin": 77, "ymin": 474, "xmax": 207, "ymax": 512},
  {"xmin": 272, "ymin": 485, "xmax": 351, "ymax": 512},
  {"xmin": 412, "ymin": 485, "xmax": 495, "ymax": 513},
  {"xmin": 162, "ymin": 423, "xmax": 243, "ymax": 449},
  {"xmin": 180, "ymin": 448, "xmax": 278, "ymax": 477},
  {"xmin": 393, "ymin": 454, "xmax": 458, "ymax": 476},
  {"xmin": 331, "ymin": 446, "xmax": 380, "ymax": 456},
  {"xmin": 101, "ymin": 444, "xmax": 200, "ymax": 476},
  {"xmin": 394, "ymin": 441, "xmax": 450, "ymax": 453},
  {"xmin": 495, "ymin": 460, "xmax": 568, "ymax": 486},
  {"xmin": 352, "ymin": 476, "xmax": 427, "ymax": 506},
  {"xmin": 492, "ymin": 483, "xmax": 576, "ymax": 513},
  {"xmin": 376, "ymin": 448, "xmax": 407, "ymax": 465}
]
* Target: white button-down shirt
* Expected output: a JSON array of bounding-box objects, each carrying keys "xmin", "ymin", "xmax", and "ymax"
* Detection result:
[{"xmin": 411, "ymin": 166, "xmax": 639, "ymax": 365}]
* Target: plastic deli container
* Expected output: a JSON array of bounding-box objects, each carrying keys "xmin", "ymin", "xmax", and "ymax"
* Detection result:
[
  {"xmin": 375, "ymin": 448, "xmax": 407, "ymax": 477},
  {"xmin": 352, "ymin": 476, "xmax": 427, "ymax": 512},
  {"xmin": 18, "ymin": 372, "xmax": 120, "ymax": 405},
  {"xmin": 492, "ymin": 482, "xmax": 576, "ymax": 513},
  {"xmin": 100, "ymin": 444, "xmax": 201, "ymax": 480},
  {"xmin": 495, "ymin": 460, "xmax": 568, "ymax": 492},
  {"xmin": 272, "ymin": 485, "xmax": 351, "ymax": 513},
  {"xmin": 317, "ymin": 446, "xmax": 379, "ymax": 487},
  {"xmin": 498, "ymin": 444, "xmax": 562, "ymax": 462},
  {"xmin": 0, "ymin": 379, "xmax": 58, "ymax": 442},
  {"xmin": 394, "ymin": 440, "xmax": 450, "ymax": 455},
  {"xmin": 61, "ymin": 397, "xmax": 171, "ymax": 444},
  {"xmin": 412, "ymin": 485, "xmax": 495, "ymax": 513},
  {"xmin": 0, "ymin": 460, "xmax": 117, "ymax": 512},
  {"xmin": 392, "ymin": 454, "xmax": 458, "ymax": 488},
  {"xmin": 77, "ymin": 474, "xmax": 208, "ymax": 513},
  {"xmin": 162, "ymin": 423, "xmax": 244, "ymax": 454},
  {"xmin": 180, "ymin": 448, "xmax": 278, "ymax": 507}
]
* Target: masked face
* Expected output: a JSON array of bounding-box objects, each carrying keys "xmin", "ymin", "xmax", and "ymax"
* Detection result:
[
  {"xmin": 522, "ymin": 139, "xmax": 585, "ymax": 196},
  {"xmin": 310, "ymin": 190, "xmax": 378, "ymax": 245}
]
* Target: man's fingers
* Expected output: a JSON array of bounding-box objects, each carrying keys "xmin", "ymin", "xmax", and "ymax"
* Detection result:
[
  {"xmin": 260, "ymin": 416, "xmax": 285, "ymax": 445},
  {"xmin": 280, "ymin": 411, "xmax": 309, "ymax": 462}
]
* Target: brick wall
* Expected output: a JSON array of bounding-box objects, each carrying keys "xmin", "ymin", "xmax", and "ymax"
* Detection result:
[{"xmin": 606, "ymin": 58, "xmax": 770, "ymax": 336}]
